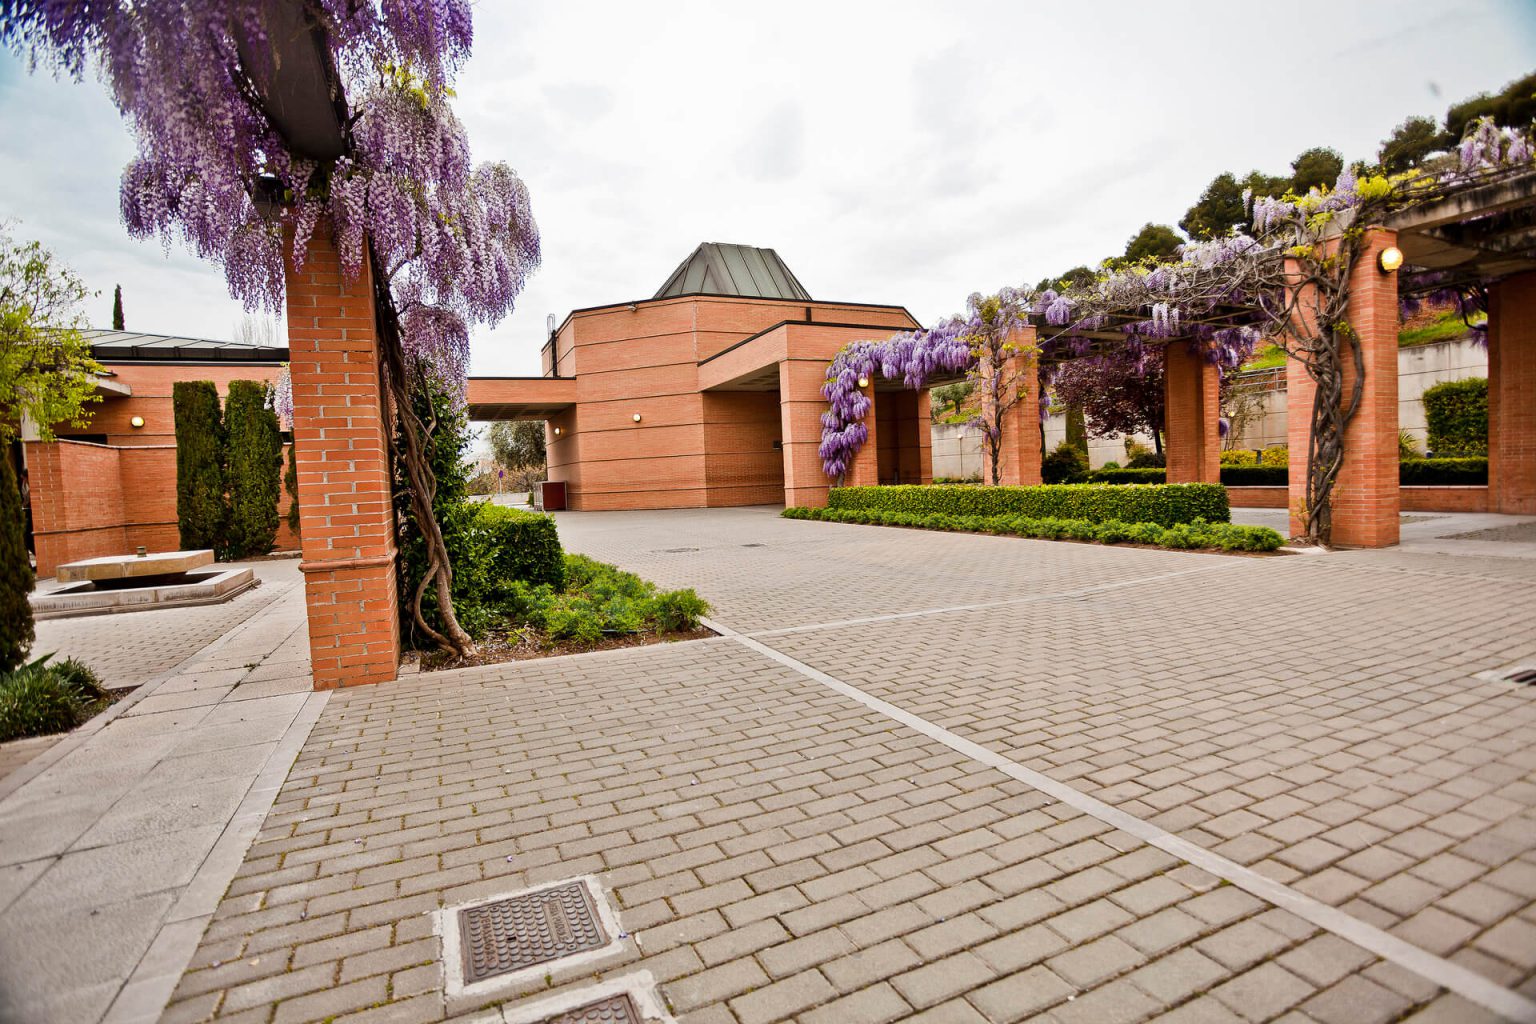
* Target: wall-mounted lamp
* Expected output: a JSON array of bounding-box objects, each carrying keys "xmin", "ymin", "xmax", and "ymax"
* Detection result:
[
  {"xmin": 552, "ymin": 426, "xmax": 562, "ymax": 436},
  {"xmin": 627, "ymin": 303, "xmax": 639, "ymax": 312},
  {"xmin": 1378, "ymin": 246, "xmax": 1404, "ymax": 273},
  {"xmin": 130, "ymin": 415, "xmax": 145, "ymax": 428},
  {"xmin": 632, "ymin": 413, "xmax": 642, "ymax": 423},
  {"xmin": 857, "ymin": 376, "xmax": 870, "ymax": 388}
]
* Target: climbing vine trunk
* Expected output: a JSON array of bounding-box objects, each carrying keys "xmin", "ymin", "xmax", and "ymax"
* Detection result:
[{"xmin": 368, "ymin": 240, "xmax": 477, "ymax": 659}]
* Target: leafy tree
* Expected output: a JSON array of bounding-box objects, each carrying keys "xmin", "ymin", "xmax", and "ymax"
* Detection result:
[
  {"xmin": 930, "ymin": 381, "xmax": 973, "ymax": 419},
  {"xmin": 0, "ymin": 228, "xmax": 101, "ymax": 445},
  {"xmin": 111, "ymin": 284, "xmax": 124, "ymax": 330},
  {"xmin": 1179, "ymin": 172, "xmax": 1247, "ymax": 240},
  {"xmin": 0, "ymin": 456, "xmax": 33, "ymax": 674},
  {"xmin": 1379, "ymin": 115, "xmax": 1449, "ymax": 174},
  {"xmin": 1123, "ymin": 223, "xmax": 1183, "ymax": 264},
  {"xmin": 172, "ymin": 381, "xmax": 226, "ymax": 552},
  {"xmin": 224, "ymin": 380, "xmax": 282, "ymax": 558},
  {"xmin": 488, "ymin": 420, "xmax": 546, "ymax": 473},
  {"xmin": 1052, "ymin": 350, "xmax": 1168, "ymax": 454},
  {"xmin": 1289, "ymin": 147, "xmax": 1344, "ymax": 193},
  {"xmin": 1445, "ymin": 71, "xmax": 1536, "ymax": 139},
  {"xmin": 1035, "ymin": 265, "xmax": 1098, "ymax": 292}
]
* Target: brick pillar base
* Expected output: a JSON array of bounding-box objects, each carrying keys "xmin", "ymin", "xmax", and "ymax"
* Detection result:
[
  {"xmin": 1164, "ymin": 340, "xmax": 1220, "ymax": 484},
  {"xmin": 287, "ymin": 223, "xmax": 401, "ymax": 688},
  {"xmin": 1289, "ymin": 229, "xmax": 1400, "ymax": 547},
  {"xmin": 1489, "ymin": 271, "xmax": 1536, "ymax": 515}
]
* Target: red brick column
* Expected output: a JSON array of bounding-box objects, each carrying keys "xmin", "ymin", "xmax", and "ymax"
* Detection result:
[
  {"xmin": 1488, "ymin": 271, "xmax": 1536, "ymax": 515},
  {"xmin": 916, "ymin": 389, "xmax": 934, "ymax": 484},
  {"xmin": 1163, "ymin": 340, "xmax": 1220, "ymax": 484},
  {"xmin": 847, "ymin": 381, "xmax": 880, "ymax": 488},
  {"xmin": 286, "ymin": 223, "xmax": 400, "ymax": 688},
  {"xmin": 779, "ymin": 359, "xmax": 833, "ymax": 507},
  {"xmin": 996, "ymin": 336, "xmax": 1042, "ymax": 487},
  {"xmin": 1287, "ymin": 229, "xmax": 1400, "ymax": 547}
]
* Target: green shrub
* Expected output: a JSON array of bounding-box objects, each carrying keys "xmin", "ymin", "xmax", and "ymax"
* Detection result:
[
  {"xmin": 1399, "ymin": 457, "xmax": 1488, "ymax": 485},
  {"xmin": 1220, "ymin": 465, "xmax": 1288, "ymax": 486},
  {"xmin": 1398, "ymin": 430, "xmax": 1422, "ymax": 460},
  {"xmin": 0, "ymin": 457, "xmax": 34, "ymax": 674},
  {"xmin": 1126, "ymin": 449, "xmax": 1165, "ymax": 469},
  {"xmin": 783, "ymin": 506, "xmax": 1282, "ymax": 552},
  {"xmin": 1260, "ymin": 446, "xmax": 1288, "ymax": 468},
  {"xmin": 1421, "ymin": 377, "xmax": 1487, "ymax": 456},
  {"xmin": 1090, "ymin": 468, "xmax": 1166, "ymax": 484},
  {"xmin": 224, "ymin": 380, "xmax": 283, "ymax": 559},
  {"xmin": 284, "ymin": 439, "xmax": 300, "ymax": 540},
  {"xmin": 1100, "ymin": 460, "xmax": 1121, "ymax": 470},
  {"xmin": 498, "ymin": 554, "xmax": 711, "ymax": 647},
  {"xmin": 173, "ymin": 381, "xmax": 226, "ymax": 552},
  {"xmin": 477, "ymin": 504, "xmax": 565, "ymax": 591},
  {"xmin": 1219, "ymin": 450, "xmax": 1257, "ymax": 466},
  {"xmin": 0, "ymin": 655, "xmax": 107, "ymax": 742},
  {"xmin": 1041, "ymin": 441, "xmax": 1088, "ymax": 484},
  {"xmin": 827, "ymin": 483, "xmax": 1230, "ymax": 527}
]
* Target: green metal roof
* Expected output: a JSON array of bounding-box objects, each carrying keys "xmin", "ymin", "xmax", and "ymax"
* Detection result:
[{"xmin": 653, "ymin": 243, "xmax": 812, "ymax": 301}]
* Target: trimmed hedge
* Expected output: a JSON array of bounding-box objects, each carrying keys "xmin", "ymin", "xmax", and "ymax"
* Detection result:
[
  {"xmin": 784, "ymin": 506, "xmax": 1283, "ymax": 552},
  {"xmin": 827, "ymin": 483, "xmax": 1230, "ymax": 527},
  {"xmin": 1091, "ymin": 468, "xmax": 1165, "ymax": 484},
  {"xmin": 1400, "ymin": 457, "xmax": 1488, "ymax": 485},
  {"xmin": 477, "ymin": 504, "xmax": 565, "ymax": 590},
  {"xmin": 1221, "ymin": 465, "xmax": 1287, "ymax": 487},
  {"xmin": 1421, "ymin": 377, "xmax": 1487, "ymax": 456}
]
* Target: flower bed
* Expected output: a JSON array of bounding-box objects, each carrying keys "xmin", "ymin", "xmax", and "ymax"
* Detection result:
[
  {"xmin": 784, "ymin": 506, "xmax": 1283, "ymax": 552},
  {"xmin": 828, "ymin": 482, "xmax": 1229, "ymax": 527},
  {"xmin": 422, "ymin": 554, "xmax": 713, "ymax": 670}
]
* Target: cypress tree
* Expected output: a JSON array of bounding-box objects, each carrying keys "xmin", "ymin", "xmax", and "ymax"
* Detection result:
[
  {"xmin": 111, "ymin": 284, "xmax": 124, "ymax": 330},
  {"xmin": 284, "ymin": 437, "xmax": 300, "ymax": 540},
  {"xmin": 0, "ymin": 456, "xmax": 34, "ymax": 674},
  {"xmin": 172, "ymin": 381, "xmax": 227, "ymax": 552},
  {"xmin": 224, "ymin": 380, "xmax": 283, "ymax": 558}
]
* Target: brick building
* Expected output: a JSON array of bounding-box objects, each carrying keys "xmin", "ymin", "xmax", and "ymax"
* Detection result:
[
  {"xmin": 466, "ymin": 242, "xmax": 929, "ymax": 510},
  {"xmin": 17, "ymin": 330, "xmax": 293, "ymax": 577}
]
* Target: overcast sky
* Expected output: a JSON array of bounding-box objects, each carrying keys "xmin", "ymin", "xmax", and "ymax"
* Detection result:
[{"xmin": 1, "ymin": 0, "xmax": 1533, "ymax": 377}]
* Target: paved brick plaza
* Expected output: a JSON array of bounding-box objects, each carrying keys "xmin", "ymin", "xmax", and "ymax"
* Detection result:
[{"xmin": 163, "ymin": 509, "xmax": 1536, "ymax": 1024}]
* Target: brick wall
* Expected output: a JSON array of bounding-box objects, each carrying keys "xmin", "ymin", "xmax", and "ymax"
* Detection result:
[
  {"xmin": 286, "ymin": 223, "xmax": 399, "ymax": 688},
  {"xmin": 1489, "ymin": 271, "xmax": 1536, "ymax": 515}
]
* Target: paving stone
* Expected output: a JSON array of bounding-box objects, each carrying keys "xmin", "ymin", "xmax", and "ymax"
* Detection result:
[
  {"xmin": 1301, "ymin": 975, "xmax": 1414, "ymax": 1024},
  {"xmin": 729, "ymin": 968, "xmax": 836, "ymax": 1024},
  {"xmin": 800, "ymin": 981, "xmax": 910, "ymax": 1024},
  {"xmin": 1209, "ymin": 962, "xmax": 1313, "ymax": 1021},
  {"xmin": 1127, "ymin": 946, "xmax": 1228, "ymax": 1004},
  {"xmin": 1046, "ymin": 934, "xmax": 1144, "ymax": 988},
  {"xmin": 890, "ymin": 952, "xmax": 995, "ymax": 1010},
  {"xmin": 967, "ymin": 964, "xmax": 1074, "ymax": 1022}
]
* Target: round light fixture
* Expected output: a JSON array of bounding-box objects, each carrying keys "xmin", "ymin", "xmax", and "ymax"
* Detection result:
[
  {"xmin": 1378, "ymin": 246, "xmax": 1404, "ymax": 273},
  {"xmin": 552, "ymin": 426, "xmax": 562, "ymax": 436},
  {"xmin": 632, "ymin": 413, "xmax": 642, "ymax": 423},
  {"xmin": 130, "ymin": 415, "xmax": 145, "ymax": 428},
  {"xmin": 857, "ymin": 376, "xmax": 870, "ymax": 388}
]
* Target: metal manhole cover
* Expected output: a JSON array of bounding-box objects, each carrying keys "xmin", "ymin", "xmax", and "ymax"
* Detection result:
[
  {"xmin": 538, "ymin": 993, "xmax": 641, "ymax": 1024},
  {"xmin": 1505, "ymin": 667, "xmax": 1536, "ymax": 686},
  {"xmin": 460, "ymin": 881, "xmax": 609, "ymax": 983}
]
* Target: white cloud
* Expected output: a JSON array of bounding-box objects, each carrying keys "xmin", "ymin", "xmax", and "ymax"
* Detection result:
[{"xmin": 0, "ymin": 0, "xmax": 1532, "ymax": 375}]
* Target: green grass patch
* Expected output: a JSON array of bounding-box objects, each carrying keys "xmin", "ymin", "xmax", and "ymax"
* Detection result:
[
  {"xmin": 1239, "ymin": 343, "xmax": 1286, "ymax": 370},
  {"xmin": 1399, "ymin": 308, "xmax": 1483, "ymax": 348}
]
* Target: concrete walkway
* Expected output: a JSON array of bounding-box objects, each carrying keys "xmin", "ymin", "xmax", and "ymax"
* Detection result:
[
  {"xmin": 0, "ymin": 561, "xmax": 323, "ymax": 1024},
  {"xmin": 156, "ymin": 508, "xmax": 1536, "ymax": 1024}
]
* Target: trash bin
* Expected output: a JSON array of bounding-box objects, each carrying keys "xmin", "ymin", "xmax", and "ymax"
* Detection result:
[{"xmin": 536, "ymin": 480, "xmax": 567, "ymax": 512}]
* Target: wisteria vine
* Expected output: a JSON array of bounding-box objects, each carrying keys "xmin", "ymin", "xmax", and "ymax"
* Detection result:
[
  {"xmin": 826, "ymin": 115, "xmax": 1534, "ymax": 545},
  {"xmin": 4, "ymin": 0, "xmax": 540, "ymax": 656}
]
